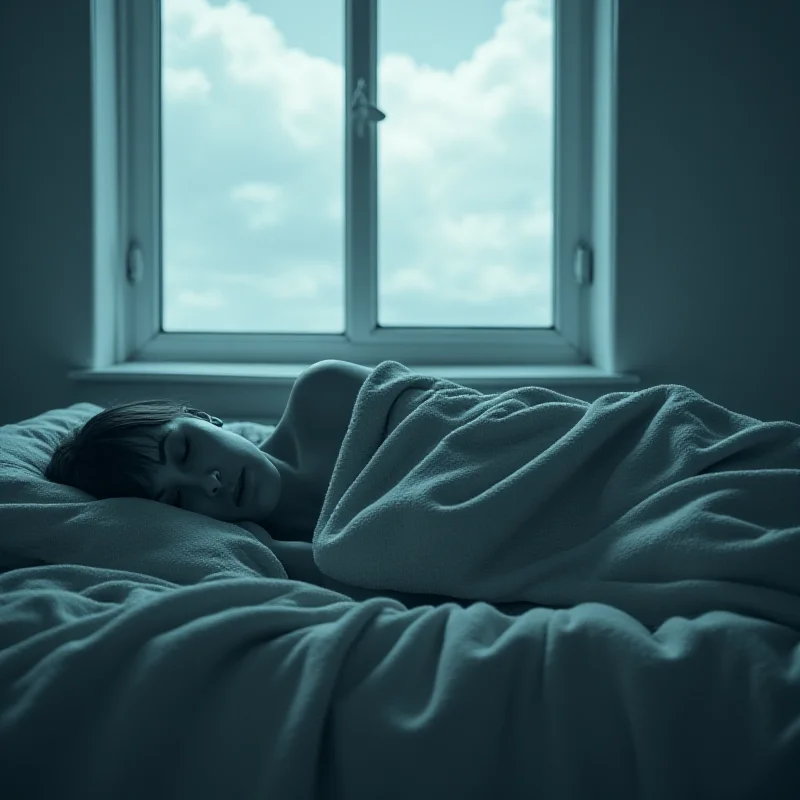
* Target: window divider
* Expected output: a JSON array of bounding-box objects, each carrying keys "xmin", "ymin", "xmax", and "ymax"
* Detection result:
[{"xmin": 345, "ymin": 0, "xmax": 379, "ymax": 344}]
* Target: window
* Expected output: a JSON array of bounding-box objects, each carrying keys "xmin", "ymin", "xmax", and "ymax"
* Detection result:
[{"xmin": 116, "ymin": 0, "xmax": 600, "ymax": 368}]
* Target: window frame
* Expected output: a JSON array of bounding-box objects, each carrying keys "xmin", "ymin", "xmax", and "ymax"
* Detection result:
[{"xmin": 116, "ymin": 0, "xmax": 598, "ymax": 368}]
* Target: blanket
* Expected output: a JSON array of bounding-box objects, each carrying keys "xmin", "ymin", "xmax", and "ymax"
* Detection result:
[
  {"xmin": 314, "ymin": 361, "xmax": 800, "ymax": 630},
  {"xmin": 1, "ymin": 564, "xmax": 799, "ymax": 799}
]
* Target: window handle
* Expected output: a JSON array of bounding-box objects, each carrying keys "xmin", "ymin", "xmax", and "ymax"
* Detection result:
[{"xmin": 351, "ymin": 78, "xmax": 386, "ymax": 138}]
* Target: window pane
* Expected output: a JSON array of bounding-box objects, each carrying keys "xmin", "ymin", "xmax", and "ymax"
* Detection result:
[
  {"xmin": 161, "ymin": 0, "xmax": 344, "ymax": 333},
  {"xmin": 377, "ymin": 0, "xmax": 554, "ymax": 328}
]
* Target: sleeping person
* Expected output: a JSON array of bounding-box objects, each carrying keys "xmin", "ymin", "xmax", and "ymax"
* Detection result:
[
  {"xmin": 43, "ymin": 354, "xmax": 800, "ymax": 627},
  {"xmin": 45, "ymin": 360, "xmax": 374, "ymax": 587}
]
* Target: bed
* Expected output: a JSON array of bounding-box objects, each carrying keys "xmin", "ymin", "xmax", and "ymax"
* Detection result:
[{"xmin": 1, "ymin": 362, "xmax": 799, "ymax": 799}]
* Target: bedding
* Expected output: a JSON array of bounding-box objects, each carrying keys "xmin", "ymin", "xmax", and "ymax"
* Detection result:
[
  {"xmin": 0, "ymin": 386, "xmax": 799, "ymax": 797},
  {"xmin": 0, "ymin": 404, "xmax": 284, "ymax": 584},
  {"xmin": 1, "ymin": 564, "xmax": 800, "ymax": 798},
  {"xmin": 315, "ymin": 361, "xmax": 800, "ymax": 631}
]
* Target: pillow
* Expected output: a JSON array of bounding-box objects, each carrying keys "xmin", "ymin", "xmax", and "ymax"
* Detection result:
[{"xmin": 0, "ymin": 403, "xmax": 285, "ymax": 584}]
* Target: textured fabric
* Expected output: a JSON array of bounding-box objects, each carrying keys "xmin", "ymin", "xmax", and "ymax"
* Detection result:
[
  {"xmin": 314, "ymin": 361, "xmax": 800, "ymax": 630},
  {"xmin": 1, "ymin": 564, "xmax": 799, "ymax": 799},
  {"xmin": 1, "ymin": 390, "xmax": 800, "ymax": 797}
]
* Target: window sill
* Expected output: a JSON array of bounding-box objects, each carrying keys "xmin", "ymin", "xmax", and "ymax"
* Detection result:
[
  {"xmin": 68, "ymin": 362, "xmax": 639, "ymax": 424},
  {"xmin": 69, "ymin": 361, "xmax": 639, "ymax": 392}
]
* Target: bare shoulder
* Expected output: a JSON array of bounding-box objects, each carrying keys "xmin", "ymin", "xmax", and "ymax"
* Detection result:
[
  {"xmin": 292, "ymin": 360, "xmax": 372, "ymax": 416},
  {"xmin": 283, "ymin": 360, "xmax": 373, "ymax": 469},
  {"xmin": 298, "ymin": 359, "xmax": 373, "ymax": 386}
]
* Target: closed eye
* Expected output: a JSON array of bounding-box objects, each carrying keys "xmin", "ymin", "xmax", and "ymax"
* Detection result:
[{"xmin": 154, "ymin": 435, "xmax": 189, "ymax": 506}]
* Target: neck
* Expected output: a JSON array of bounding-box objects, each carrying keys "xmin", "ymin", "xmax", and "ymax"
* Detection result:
[{"xmin": 260, "ymin": 452, "xmax": 320, "ymax": 542}]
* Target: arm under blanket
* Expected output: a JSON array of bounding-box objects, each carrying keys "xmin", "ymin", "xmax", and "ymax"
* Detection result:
[{"xmin": 313, "ymin": 360, "xmax": 800, "ymax": 630}]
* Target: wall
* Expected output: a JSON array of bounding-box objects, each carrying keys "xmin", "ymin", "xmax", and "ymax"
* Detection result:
[
  {"xmin": 1, "ymin": 0, "xmax": 798, "ymax": 425},
  {"xmin": 1, "ymin": 0, "xmax": 95, "ymax": 422},
  {"xmin": 613, "ymin": 0, "xmax": 800, "ymax": 421}
]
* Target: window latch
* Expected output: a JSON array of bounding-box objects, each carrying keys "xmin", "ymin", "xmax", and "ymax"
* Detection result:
[
  {"xmin": 573, "ymin": 242, "xmax": 594, "ymax": 286},
  {"xmin": 126, "ymin": 241, "xmax": 145, "ymax": 285},
  {"xmin": 351, "ymin": 78, "xmax": 386, "ymax": 138}
]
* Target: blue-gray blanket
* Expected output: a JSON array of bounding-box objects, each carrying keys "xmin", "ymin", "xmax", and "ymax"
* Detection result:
[
  {"xmin": 3, "ymin": 365, "xmax": 800, "ymax": 797},
  {"xmin": 314, "ymin": 361, "xmax": 800, "ymax": 630}
]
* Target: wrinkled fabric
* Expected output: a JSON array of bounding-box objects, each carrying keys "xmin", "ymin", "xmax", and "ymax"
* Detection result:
[
  {"xmin": 1, "ymin": 565, "xmax": 799, "ymax": 799},
  {"xmin": 314, "ymin": 361, "xmax": 800, "ymax": 630}
]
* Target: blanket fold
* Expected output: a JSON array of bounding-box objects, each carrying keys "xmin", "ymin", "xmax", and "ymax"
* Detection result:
[
  {"xmin": 2, "ymin": 565, "xmax": 799, "ymax": 798},
  {"xmin": 314, "ymin": 361, "xmax": 800, "ymax": 629}
]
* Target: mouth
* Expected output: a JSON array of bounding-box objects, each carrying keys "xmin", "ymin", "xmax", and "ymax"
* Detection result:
[{"xmin": 234, "ymin": 468, "xmax": 246, "ymax": 506}]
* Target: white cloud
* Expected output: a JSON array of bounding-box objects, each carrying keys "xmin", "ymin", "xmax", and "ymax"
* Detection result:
[
  {"xmin": 326, "ymin": 195, "xmax": 344, "ymax": 223},
  {"xmin": 433, "ymin": 207, "xmax": 552, "ymax": 264},
  {"xmin": 212, "ymin": 264, "xmax": 342, "ymax": 298},
  {"xmin": 231, "ymin": 182, "xmax": 286, "ymax": 229},
  {"xmin": 383, "ymin": 268, "xmax": 436, "ymax": 295},
  {"xmin": 165, "ymin": 0, "xmax": 341, "ymax": 150},
  {"xmin": 176, "ymin": 289, "xmax": 224, "ymax": 309},
  {"xmin": 474, "ymin": 262, "xmax": 547, "ymax": 300},
  {"xmin": 164, "ymin": 66, "xmax": 212, "ymax": 101},
  {"xmin": 378, "ymin": 0, "xmax": 552, "ymax": 164},
  {"xmin": 467, "ymin": 0, "xmax": 553, "ymax": 116},
  {"xmin": 161, "ymin": 0, "xmax": 554, "ymax": 329}
]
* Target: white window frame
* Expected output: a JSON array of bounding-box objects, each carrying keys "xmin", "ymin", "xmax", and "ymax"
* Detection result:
[{"xmin": 114, "ymin": 0, "xmax": 601, "ymax": 369}]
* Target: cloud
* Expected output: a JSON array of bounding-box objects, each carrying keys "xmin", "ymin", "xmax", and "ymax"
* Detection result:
[
  {"xmin": 164, "ymin": 0, "xmax": 341, "ymax": 150},
  {"xmin": 164, "ymin": 66, "xmax": 212, "ymax": 101},
  {"xmin": 231, "ymin": 182, "xmax": 286, "ymax": 229},
  {"xmin": 161, "ymin": 0, "xmax": 553, "ymax": 331},
  {"xmin": 175, "ymin": 289, "xmax": 224, "ymax": 309},
  {"xmin": 213, "ymin": 267, "xmax": 339, "ymax": 299},
  {"xmin": 378, "ymin": 5, "xmax": 551, "ymax": 164}
]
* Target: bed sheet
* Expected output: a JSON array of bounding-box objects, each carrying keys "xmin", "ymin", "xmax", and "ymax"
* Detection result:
[{"xmin": 1, "ymin": 564, "xmax": 799, "ymax": 799}]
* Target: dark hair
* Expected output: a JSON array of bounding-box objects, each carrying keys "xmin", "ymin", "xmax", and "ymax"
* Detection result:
[{"xmin": 45, "ymin": 399, "xmax": 198, "ymax": 501}]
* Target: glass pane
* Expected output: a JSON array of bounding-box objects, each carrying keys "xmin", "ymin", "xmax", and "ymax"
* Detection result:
[
  {"xmin": 377, "ymin": 0, "xmax": 554, "ymax": 328},
  {"xmin": 161, "ymin": 0, "xmax": 344, "ymax": 333}
]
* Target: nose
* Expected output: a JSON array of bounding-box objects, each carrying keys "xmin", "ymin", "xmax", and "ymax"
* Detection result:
[{"xmin": 192, "ymin": 469, "xmax": 224, "ymax": 497}]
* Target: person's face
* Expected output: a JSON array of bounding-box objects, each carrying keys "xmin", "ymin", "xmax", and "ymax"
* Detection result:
[{"xmin": 142, "ymin": 413, "xmax": 281, "ymax": 523}]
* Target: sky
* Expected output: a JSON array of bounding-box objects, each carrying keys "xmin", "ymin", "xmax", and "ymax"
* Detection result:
[{"xmin": 161, "ymin": 0, "xmax": 553, "ymax": 333}]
